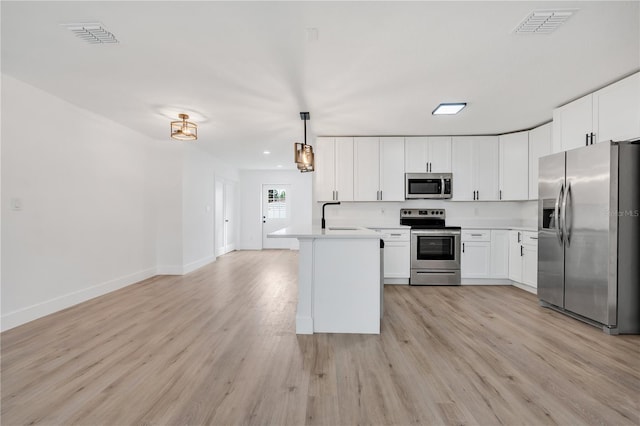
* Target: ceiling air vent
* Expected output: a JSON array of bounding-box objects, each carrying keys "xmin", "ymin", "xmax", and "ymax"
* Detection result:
[
  {"xmin": 514, "ymin": 10, "xmax": 577, "ymax": 34},
  {"xmin": 61, "ymin": 23, "xmax": 118, "ymax": 44}
]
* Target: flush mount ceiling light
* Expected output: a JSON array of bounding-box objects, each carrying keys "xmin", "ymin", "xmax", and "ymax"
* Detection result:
[
  {"xmin": 514, "ymin": 10, "xmax": 577, "ymax": 34},
  {"xmin": 432, "ymin": 103, "xmax": 467, "ymax": 115},
  {"xmin": 61, "ymin": 23, "xmax": 118, "ymax": 44},
  {"xmin": 170, "ymin": 114, "xmax": 198, "ymax": 141},
  {"xmin": 294, "ymin": 112, "xmax": 314, "ymax": 173}
]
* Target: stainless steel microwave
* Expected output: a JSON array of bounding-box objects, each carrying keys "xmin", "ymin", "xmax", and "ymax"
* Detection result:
[{"xmin": 405, "ymin": 173, "xmax": 452, "ymax": 199}]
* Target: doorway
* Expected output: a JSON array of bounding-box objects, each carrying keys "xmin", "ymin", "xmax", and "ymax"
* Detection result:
[
  {"xmin": 215, "ymin": 179, "xmax": 236, "ymax": 256},
  {"xmin": 262, "ymin": 184, "xmax": 292, "ymax": 249}
]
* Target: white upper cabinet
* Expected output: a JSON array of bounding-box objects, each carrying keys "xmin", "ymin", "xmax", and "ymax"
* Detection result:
[
  {"xmin": 314, "ymin": 137, "xmax": 353, "ymax": 202},
  {"xmin": 499, "ymin": 131, "xmax": 529, "ymax": 201},
  {"xmin": 354, "ymin": 137, "xmax": 404, "ymax": 201},
  {"xmin": 528, "ymin": 123, "xmax": 552, "ymax": 200},
  {"xmin": 452, "ymin": 136, "xmax": 499, "ymax": 201},
  {"xmin": 379, "ymin": 137, "xmax": 405, "ymax": 201},
  {"xmin": 553, "ymin": 93, "xmax": 593, "ymax": 152},
  {"xmin": 314, "ymin": 137, "xmax": 336, "ymax": 202},
  {"xmin": 552, "ymin": 72, "xmax": 640, "ymax": 153},
  {"xmin": 593, "ymin": 72, "xmax": 640, "ymax": 143},
  {"xmin": 335, "ymin": 137, "xmax": 354, "ymax": 201},
  {"xmin": 404, "ymin": 136, "xmax": 451, "ymax": 173},
  {"xmin": 354, "ymin": 137, "xmax": 380, "ymax": 201}
]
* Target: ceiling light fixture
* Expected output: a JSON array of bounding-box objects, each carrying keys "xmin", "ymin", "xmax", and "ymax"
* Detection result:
[
  {"xmin": 170, "ymin": 114, "xmax": 198, "ymax": 141},
  {"xmin": 263, "ymin": 150, "xmax": 271, "ymax": 155},
  {"xmin": 432, "ymin": 103, "xmax": 467, "ymax": 115},
  {"xmin": 294, "ymin": 112, "xmax": 314, "ymax": 173}
]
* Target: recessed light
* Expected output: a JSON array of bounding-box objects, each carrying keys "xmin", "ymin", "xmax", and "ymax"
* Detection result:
[
  {"xmin": 432, "ymin": 103, "xmax": 467, "ymax": 115},
  {"xmin": 263, "ymin": 151, "xmax": 271, "ymax": 155},
  {"xmin": 277, "ymin": 165, "xmax": 283, "ymax": 168}
]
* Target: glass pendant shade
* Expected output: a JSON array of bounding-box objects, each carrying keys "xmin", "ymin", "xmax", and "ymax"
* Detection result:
[
  {"xmin": 294, "ymin": 142, "xmax": 314, "ymax": 172},
  {"xmin": 171, "ymin": 114, "xmax": 198, "ymax": 141},
  {"xmin": 294, "ymin": 111, "xmax": 314, "ymax": 172}
]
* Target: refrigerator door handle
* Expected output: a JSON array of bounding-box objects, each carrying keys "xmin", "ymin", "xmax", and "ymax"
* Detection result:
[
  {"xmin": 562, "ymin": 182, "xmax": 572, "ymax": 245},
  {"xmin": 555, "ymin": 183, "xmax": 564, "ymax": 244}
]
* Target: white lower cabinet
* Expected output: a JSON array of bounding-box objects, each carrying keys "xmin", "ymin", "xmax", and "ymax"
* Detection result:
[
  {"xmin": 490, "ymin": 230, "xmax": 509, "ymax": 279},
  {"xmin": 372, "ymin": 229, "xmax": 410, "ymax": 282},
  {"xmin": 461, "ymin": 230, "xmax": 491, "ymax": 279},
  {"xmin": 509, "ymin": 230, "xmax": 538, "ymax": 288}
]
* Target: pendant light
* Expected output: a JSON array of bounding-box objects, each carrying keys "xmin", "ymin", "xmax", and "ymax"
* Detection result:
[
  {"xmin": 170, "ymin": 114, "xmax": 198, "ymax": 141},
  {"xmin": 294, "ymin": 112, "xmax": 314, "ymax": 172}
]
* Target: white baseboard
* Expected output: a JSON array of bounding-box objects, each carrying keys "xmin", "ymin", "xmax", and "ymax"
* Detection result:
[
  {"xmin": 512, "ymin": 282, "xmax": 538, "ymax": 295},
  {"xmin": 182, "ymin": 255, "xmax": 216, "ymax": 275},
  {"xmin": 384, "ymin": 278, "xmax": 409, "ymax": 285},
  {"xmin": 296, "ymin": 315, "xmax": 313, "ymax": 334},
  {"xmin": 1, "ymin": 267, "xmax": 156, "ymax": 332},
  {"xmin": 155, "ymin": 265, "xmax": 184, "ymax": 275},
  {"xmin": 461, "ymin": 278, "xmax": 512, "ymax": 285}
]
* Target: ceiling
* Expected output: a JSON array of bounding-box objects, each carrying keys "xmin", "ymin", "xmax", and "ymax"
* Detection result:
[{"xmin": 2, "ymin": 1, "xmax": 639, "ymax": 170}]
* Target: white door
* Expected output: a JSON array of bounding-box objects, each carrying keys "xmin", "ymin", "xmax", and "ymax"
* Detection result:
[
  {"xmin": 215, "ymin": 181, "xmax": 226, "ymax": 256},
  {"xmin": 224, "ymin": 181, "xmax": 236, "ymax": 253},
  {"xmin": 522, "ymin": 244, "xmax": 538, "ymax": 288},
  {"xmin": 559, "ymin": 93, "xmax": 593, "ymax": 151},
  {"xmin": 215, "ymin": 179, "xmax": 236, "ymax": 256},
  {"xmin": 262, "ymin": 185, "xmax": 292, "ymax": 249},
  {"xmin": 594, "ymin": 72, "xmax": 640, "ymax": 144},
  {"xmin": 490, "ymin": 230, "xmax": 509, "ymax": 279}
]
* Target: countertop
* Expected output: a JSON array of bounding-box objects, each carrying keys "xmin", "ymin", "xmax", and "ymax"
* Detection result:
[{"xmin": 268, "ymin": 225, "xmax": 383, "ymax": 239}]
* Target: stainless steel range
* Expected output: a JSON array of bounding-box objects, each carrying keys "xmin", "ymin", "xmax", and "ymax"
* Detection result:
[{"xmin": 400, "ymin": 209, "xmax": 461, "ymax": 285}]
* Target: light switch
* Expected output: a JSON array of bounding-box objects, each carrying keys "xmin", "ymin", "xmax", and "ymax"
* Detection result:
[{"xmin": 11, "ymin": 198, "xmax": 23, "ymax": 211}]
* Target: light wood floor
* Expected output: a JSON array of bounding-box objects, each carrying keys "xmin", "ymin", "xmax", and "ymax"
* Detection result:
[{"xmin": 2, "ymin": 250, "xmax": 639, "ymax": 426}]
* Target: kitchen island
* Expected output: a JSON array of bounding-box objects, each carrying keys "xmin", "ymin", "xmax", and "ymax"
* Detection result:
[{"xmin": 268, "ymin": 226, "xmax": 382, "ymax": 334}]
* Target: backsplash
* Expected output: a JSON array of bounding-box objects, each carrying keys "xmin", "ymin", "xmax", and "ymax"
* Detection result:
[{"xmin": 313, "ymin": 200, "xmax": 539, "ymax": 228}]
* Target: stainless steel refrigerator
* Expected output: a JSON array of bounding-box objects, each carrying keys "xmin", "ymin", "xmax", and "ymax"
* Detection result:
[{"xmin": 538, "ymin": 140, "xmax": 639, "ymax": 334}]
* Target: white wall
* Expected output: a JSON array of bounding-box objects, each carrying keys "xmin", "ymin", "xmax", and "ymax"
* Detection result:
[
  {"xmin": 1, "ymin": 75, "xmax": 241, "ymax": 330},
  {"xmin": 181, "ymin": 145, "xmax": 239, "ymax": 273},
  {"xmin": 239, "ymin": 170, "xmax": 312, "ymax": 250},
  {"xmin": 1, "ymin": 75, "xmax": 159, "ymax": 330}
]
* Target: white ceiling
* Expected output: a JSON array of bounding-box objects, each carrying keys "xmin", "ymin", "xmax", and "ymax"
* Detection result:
[{"xmin": 2, "ymin": 1, "xmax": 639, "ymax": 170}]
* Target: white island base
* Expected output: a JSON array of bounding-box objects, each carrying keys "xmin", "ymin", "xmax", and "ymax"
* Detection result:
[{"xmin": 269, "ymin": 226, "xmax": 382, "ymax": 334}]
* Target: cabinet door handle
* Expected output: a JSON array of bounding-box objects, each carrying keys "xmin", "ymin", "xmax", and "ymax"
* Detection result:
[
  {"xmin": 517, "ymin": 231, "xmax": 521, "ymax": 243},
  {"xmin": 473, "ymin": 191, "xmax": 476, "ymax": 200},
  {"xmin": 390, "ymin": 233, "xmax": 402, "ymax": 236},
  {"xmin": 462, "ymin": 242, "xmax": 465, "ymax": 253},
  {"xmin": 470, "ymin": 233, "xmax": 483, "ymax": 237},
  {"xmin": 499, "ymin": 190, "xmax": 502, "ymax": 200},
  {"xmin": 520, "ymin": 245, "xmax": 524, "ymax": 256},
  {"xmin": 586, "ymin": 133, "xmax": 589, "ymax": 146},
  {"xmin": 477, "ymin": 190, "xmax": 479, "ymax": 200},
  {"xmin": 590, "ymin": 132, "xmax": 595, "ymax": 145},
  {"xmin": 379, "ymin": 190, "xmax": 383, "ymax": 200}
]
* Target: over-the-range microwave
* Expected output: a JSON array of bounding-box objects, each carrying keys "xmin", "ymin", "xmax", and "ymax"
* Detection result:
[{"xmin": 405, "ymin": 173, "xmax": 452, "ymax": 199}]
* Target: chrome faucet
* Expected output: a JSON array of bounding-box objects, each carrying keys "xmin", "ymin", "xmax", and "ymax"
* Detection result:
[{"xmin": 321, "ymin": 202, "xmax": 341, "ymax": 229}]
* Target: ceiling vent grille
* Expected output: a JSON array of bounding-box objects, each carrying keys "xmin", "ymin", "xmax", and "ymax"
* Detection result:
[
  {"xmin": 514, "ymin": 10, "xmax": 577, "ymax": 34},
  {"xmin": 61, "ymin": 23, "xmax": 118, "ymax": 44}
]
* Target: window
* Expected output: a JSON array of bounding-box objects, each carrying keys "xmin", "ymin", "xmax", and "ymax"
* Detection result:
[{"xmin": 266, "ymin": 188, "xmax": 287, "ymax": 219}]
